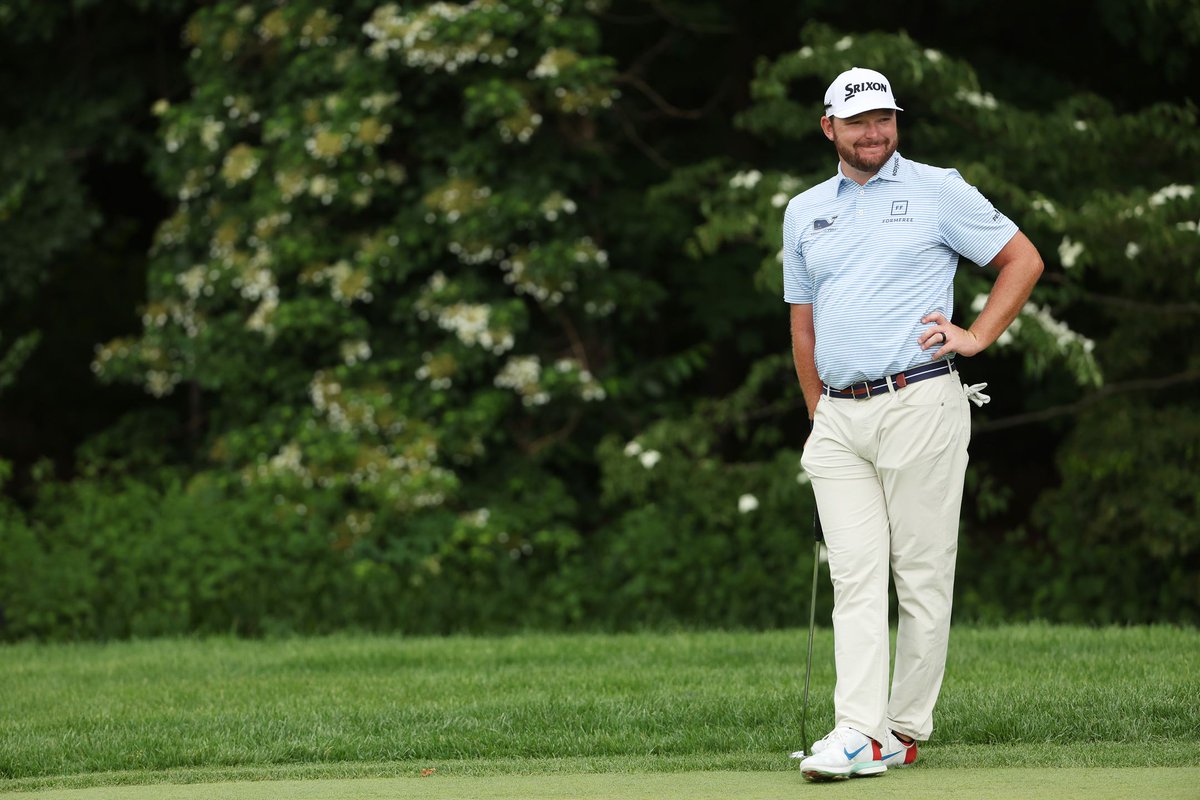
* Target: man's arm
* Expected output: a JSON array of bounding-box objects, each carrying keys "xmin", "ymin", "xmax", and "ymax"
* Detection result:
[
  {"xmin": 790, "ymin": 303, "xmax": 824, "ymax": 420},
  {"xmin": 920, "ymin": 230, "xmax": 1044, "ymax": 358}
]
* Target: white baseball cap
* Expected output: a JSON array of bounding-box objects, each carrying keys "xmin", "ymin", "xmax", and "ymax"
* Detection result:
[{"xmin": 823, "ymin": 67, "xmax": 903, "ymax": 119}]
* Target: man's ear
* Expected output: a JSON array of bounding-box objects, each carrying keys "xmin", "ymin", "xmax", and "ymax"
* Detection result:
[{"xmin": 820, "ymin": 115, "xmax": 835, "ymax": 142}]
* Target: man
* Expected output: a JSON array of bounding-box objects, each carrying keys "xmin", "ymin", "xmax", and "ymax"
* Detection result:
[{"xmin": 783, "ymin": 67, "xmax": 1042, "ymax": 781}]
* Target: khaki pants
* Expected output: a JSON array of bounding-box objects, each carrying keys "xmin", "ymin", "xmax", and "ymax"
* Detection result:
[{"xmin": 800, "ymin": 372, "xmax": 971, "ymax": 745}]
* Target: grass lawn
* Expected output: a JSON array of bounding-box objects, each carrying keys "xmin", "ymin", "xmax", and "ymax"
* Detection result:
[{"xmin": 1, "ymin": 625, "xmax": 1197, "ymax": 797}]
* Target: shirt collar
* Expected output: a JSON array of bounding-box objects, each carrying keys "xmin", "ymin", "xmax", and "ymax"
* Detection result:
[{"xmin": 831, "ymin": 151, "xmax": 906, "ymax": 197}]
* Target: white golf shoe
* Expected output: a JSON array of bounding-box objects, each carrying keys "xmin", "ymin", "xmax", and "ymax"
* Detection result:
[
  {"xmin": 881, "ymin": 730, "xmax": 919, "ymax": 768},
  {"xmin": 797, "ymin": 726, "xmax": 887, "ymax": 781},
  {"xmin": 786, "ymin": 729, "xmax": 837, "ymax": 760}
]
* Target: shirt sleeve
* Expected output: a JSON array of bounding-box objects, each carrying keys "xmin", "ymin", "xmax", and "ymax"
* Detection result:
[
  {"xmin": 782, "ymin": 201, "xmax": 813, "ymax": 303},
  {"xmin": 937, "ymin": 170, "xmax": 1019, "ymax": 267}
]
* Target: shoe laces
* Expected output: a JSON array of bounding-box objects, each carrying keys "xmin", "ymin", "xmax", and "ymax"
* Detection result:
[{"xmin": 817, "ymin": 726, "xmax": 861, "ymax": 748}]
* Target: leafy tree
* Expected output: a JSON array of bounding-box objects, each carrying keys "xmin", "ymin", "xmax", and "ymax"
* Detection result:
[
  {"xmin": 3, "ymin": 0, "xmax": 1196, "ymax": 636},
  {"xmin": 0, "ymin": 0, "xmax": 192, "ymax": 474},
  {"xmin": 91, "ymin": 0, "xmax": 644, "ymax": 606}
]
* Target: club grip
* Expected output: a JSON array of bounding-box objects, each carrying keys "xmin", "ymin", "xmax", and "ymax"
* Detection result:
[{"xmin": 808, "ymin": 416, "xmax": 824, "ymax": 543}]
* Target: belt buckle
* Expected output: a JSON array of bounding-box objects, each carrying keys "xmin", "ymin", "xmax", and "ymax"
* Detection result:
[{"xmin": 850, "ymin": 380, "xmax": 873, "ymax": 400}]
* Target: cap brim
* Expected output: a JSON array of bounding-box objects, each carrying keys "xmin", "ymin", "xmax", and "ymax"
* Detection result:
[{"xmin": 828, "ymin": 100, "xmax": 903, "ymax": 119}]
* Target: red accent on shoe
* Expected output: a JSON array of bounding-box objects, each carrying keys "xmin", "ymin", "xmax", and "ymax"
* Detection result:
[
  {"xmin": 872, "ymin": 740, "xmax": 883, "ymax": 760},
  {"xmin": 904, "ymin": 740, "xmax": 918, "ymax": 765}
]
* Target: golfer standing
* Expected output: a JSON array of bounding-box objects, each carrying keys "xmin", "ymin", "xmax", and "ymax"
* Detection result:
[{"xmin": 783, "ymin": 67, "xmax": 1042, "ymax": 781}]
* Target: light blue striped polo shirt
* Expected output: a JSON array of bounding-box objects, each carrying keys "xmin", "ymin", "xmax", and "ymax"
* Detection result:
[{"xmin": 782, "ymin": 151, "xmax": 1018, "ymax": 389}]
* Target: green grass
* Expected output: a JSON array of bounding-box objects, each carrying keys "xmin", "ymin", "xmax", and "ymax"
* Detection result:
[
  {"xmin": 1, "ymin": 625, "xmax": 1197, "ymax": 795},
  {"xmin": 13, "ymin": 769, "xmax": 1200, "ymax": 800}
]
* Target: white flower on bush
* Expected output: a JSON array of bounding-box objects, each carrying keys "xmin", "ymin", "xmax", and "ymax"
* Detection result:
[
  {"xmin": 495, "ymin": 355, "xmax": 548, "ymax": 406},
  {"xmin": 531, "ymin": 48, "xmax": 575, "ymax": 79},
  {"xmin": 1125, "ymin": 242, "xmax": 1140, "ymax": 260},
  {"xmin": 449, "ymin": 240, "xmax": 496, "ymax": 264},
  {"xmin": 729, "ymin": 170, "xmax": 762, "ymax": 190},
  {"xmin": 200, "ymin": 117, "xmax": 225, "ymax": 151},
  {"xmin": 438, "ymin": 302, "xmax": 491, "ymax": 346},
  {"xmin": 1148, "ymin": 184, "xmax": 1195, "ymax": 206},
  {"xmin": 771, "ymin": 192, "xmax": 790, "ymax": 208},
  {"xmin": 496, "ymin": 355, "xmax": 539, "ymax": 386},
  {"xmin": 1023, "ymin": 302, "xmax": 1094, "ymax": 352},
  {"xmin": 268, "ymin": 442, "xmax": 305, "ymax": 475},
  {"xmin": 540, "ymin": 192, "xmax": 578, "ymax": 221},
  {"xmin": 145, "ymin": 370, "xmax": 180, "ymax": 397},
  {"xmin": 1031, "ymin": 198, "xmax": 1057, "ymax": 217},
  {"xmin": 340, "ymin": 339, "xmax": 371, "ymax": 366},
  {"xmin": 956, "ymin": 89, "xmax": 998, "ymax": 110},
  {"xmin": 738, "ymin": 494, "xmax": 759, "ymax": 513},
  {"xmin": 638, "ymin": 450, "xmax": 661, "ymax": 469},
  {"xmin": 796, "ymin": 467, "xmax": 811, "ymax": 486},
  {"xmin": 1058, "ymin": 236, "xmax": 1084, "ymax": 268},
  {"xmin": 624, "ymin": 440, "xmax": 642, "ymax": 457},
  {"xmin": 246, "ymin": 295, "xmax": 278, "ymax": 337},
  {"xmin": 580, "ymin": 381, "xmax": 606, "ymax": 401},
  {"xmin": 177, "ymin": 265, "xmax": 208, "ymax": 300}
]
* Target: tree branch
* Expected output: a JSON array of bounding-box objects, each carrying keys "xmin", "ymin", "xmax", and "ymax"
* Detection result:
[
  {"xmin": 592, "ymin": 9, "xmax": 659, "ymax": 25},
  {"xmin": 515, "ymin": 407, "xmax": 584, "ymax": 456},
  {"xmin": 626, "ymin": 29, "xmax": 680, "ymax": 77},
  {"xmin": 643, "ymin": 0, "xmax": 734, "ymax": 34},
  {"xmin": 1039, "ymin": 272, "xmax": 1200, "ymax": 315},
  {"xmin": 555, "ymin": 308, "xmax": 590, "ymax": 372},
  {"xmin": 972, "ymin": 368, "xmax": 1200, "ymax": 434},
  {"xmin": 614, "ymin": 107, "xmax": 673, "ymax": 169},
  {"xmin": 614, "ymin": 73, "xmax": 725, "ymax": 120}
]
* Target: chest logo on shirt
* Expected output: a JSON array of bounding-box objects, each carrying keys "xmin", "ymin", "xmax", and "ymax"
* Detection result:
[
  {"xmin": 813, "ymin": 215, "xmax": 838, "ymax": 231},
  {"xmin": 883, "ymin": 199, "xmax": 914, "ymax": 224}
]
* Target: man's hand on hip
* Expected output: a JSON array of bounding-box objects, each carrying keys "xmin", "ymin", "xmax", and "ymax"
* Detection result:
[{"xmin": 919, "ymin": 311, "xmax": 983, "ymax": 359}]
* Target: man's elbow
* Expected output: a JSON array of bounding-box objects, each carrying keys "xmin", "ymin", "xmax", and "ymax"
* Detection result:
[{"xmin": 1026, "ymin": 250, "xmax": 1045, "ymax": 283}]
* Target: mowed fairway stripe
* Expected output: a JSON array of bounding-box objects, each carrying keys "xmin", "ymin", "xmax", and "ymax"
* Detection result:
[{"xmin": 12, "ymin": 769, "xmax": 1200, "ymax": 800}]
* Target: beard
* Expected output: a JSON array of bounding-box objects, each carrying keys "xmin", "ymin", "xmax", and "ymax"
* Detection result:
[{"xmin": 834, "ymin": 130, "xmax": 899, "ymax": 174}]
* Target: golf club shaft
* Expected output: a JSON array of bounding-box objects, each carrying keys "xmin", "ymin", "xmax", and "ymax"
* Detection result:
[{"xmin": 800, "ymin": 508, "xmax": 823, "ymax": 755}]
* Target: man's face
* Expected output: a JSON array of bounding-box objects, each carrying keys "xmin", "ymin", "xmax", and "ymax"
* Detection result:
[{"xmin": 825, "ymin": 110, "xmax": 899, "ymax": 174}]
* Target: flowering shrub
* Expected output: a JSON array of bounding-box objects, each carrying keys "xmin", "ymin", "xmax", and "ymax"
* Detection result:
[
  {"xmin": 5, "ymin": 8, "xmax": 1190, "ymax": 637},
  {"xmin": 91, "ymin": 0, "xmax": 635, "ymax": 583}
]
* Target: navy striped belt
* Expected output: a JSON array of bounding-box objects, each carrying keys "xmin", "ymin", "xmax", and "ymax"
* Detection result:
[{"xmin": 823, "ymin": 359, "xmax": 956, "ymax": 400}]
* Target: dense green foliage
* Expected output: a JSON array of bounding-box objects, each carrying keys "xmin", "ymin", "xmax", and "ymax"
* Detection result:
[{"xmin": 0, "ymin": 0, "xmax": 1197, "ymax": 638}]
